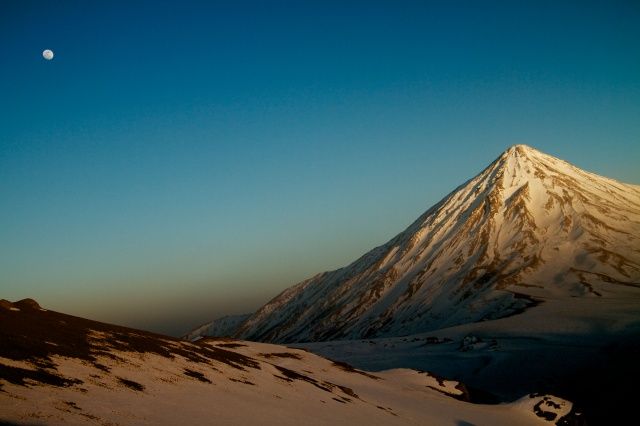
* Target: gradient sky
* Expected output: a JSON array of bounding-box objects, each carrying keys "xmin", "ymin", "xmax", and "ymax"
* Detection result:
[{"xmin": 1, "ymin": 0, "xmax": 639, "ymax": 336}]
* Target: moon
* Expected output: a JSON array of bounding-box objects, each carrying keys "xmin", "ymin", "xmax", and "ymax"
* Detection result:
[{"xmin": 42, "ymin": 49, "xmax": 54, "ymax": 60}]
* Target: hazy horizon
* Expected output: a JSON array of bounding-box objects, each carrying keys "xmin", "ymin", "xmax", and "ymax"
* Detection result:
[{"xmin": 2, "ymin": 0, "xmax": 639, "ymax": 336}]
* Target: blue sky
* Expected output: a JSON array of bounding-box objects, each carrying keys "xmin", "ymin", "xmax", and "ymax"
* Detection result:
[{"xmin": 1, "ymin": 0, "xmax": 639, "ymax": 335}]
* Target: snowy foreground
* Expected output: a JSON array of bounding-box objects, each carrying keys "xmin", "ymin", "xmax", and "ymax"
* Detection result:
[{"xmin": 0, "ymin": 299, "xmax": 578, "ymax": 425}]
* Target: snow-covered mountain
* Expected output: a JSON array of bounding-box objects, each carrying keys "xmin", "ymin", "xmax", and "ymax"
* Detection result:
[
  {"xmin": 0, "ymin": 299, "xmax": 575, "ymax": 425},
  {"xmin": 234, "ymin": 145, "xmax": 640, "ymax": 343},
  {"xmin": 183, "ymin": 313, "xmax": 251, "ymax": 341}
]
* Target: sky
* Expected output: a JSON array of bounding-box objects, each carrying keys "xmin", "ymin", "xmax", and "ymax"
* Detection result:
[{"xmin": 1, "ymin": 0, "xmax": 639, "ymax": 336}]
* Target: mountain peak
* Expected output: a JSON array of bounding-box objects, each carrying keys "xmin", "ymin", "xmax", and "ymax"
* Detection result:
[
  {"xmin": 235, "ymin": 146, "xmax": 640, "ymax": 343},
  {"xmin": 494, "ymin": 144, "xmax": 541, "ymax": 181},
  {"xmin": 498, "ymin": 143, "xmax": 546, "ymax": 166},
  {"xmin": 486, "ymin": 144, "xmax": 593, "ymax": 195},
  {"xmin": 505, "ymin": 143, "xmax": 536, "ymax": 153}
]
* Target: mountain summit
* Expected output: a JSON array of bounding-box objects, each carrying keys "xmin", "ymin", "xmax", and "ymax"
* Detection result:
[{"xmin": 233, "ymin": 145, "xmax": 640, "ymax": 343}]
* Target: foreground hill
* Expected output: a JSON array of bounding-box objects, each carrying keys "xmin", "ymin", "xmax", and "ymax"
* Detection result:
[
  {"xmin": 0, "ymin": 299, "xmax": 576, "ymax": 425},
  {"xmin": 231, "ymin": 145, "xmax": 640, "ymax": 343}
]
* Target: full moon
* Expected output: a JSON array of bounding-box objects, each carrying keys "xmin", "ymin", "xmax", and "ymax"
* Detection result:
[{"xmin": 42, "ymin": 49, "xmax": 54, "ymax": 60}]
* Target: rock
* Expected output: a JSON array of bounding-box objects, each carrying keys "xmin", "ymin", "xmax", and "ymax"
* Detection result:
[{"xmin": 14, "ymin": 298, "xmax": 42, "ymax": 310}]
